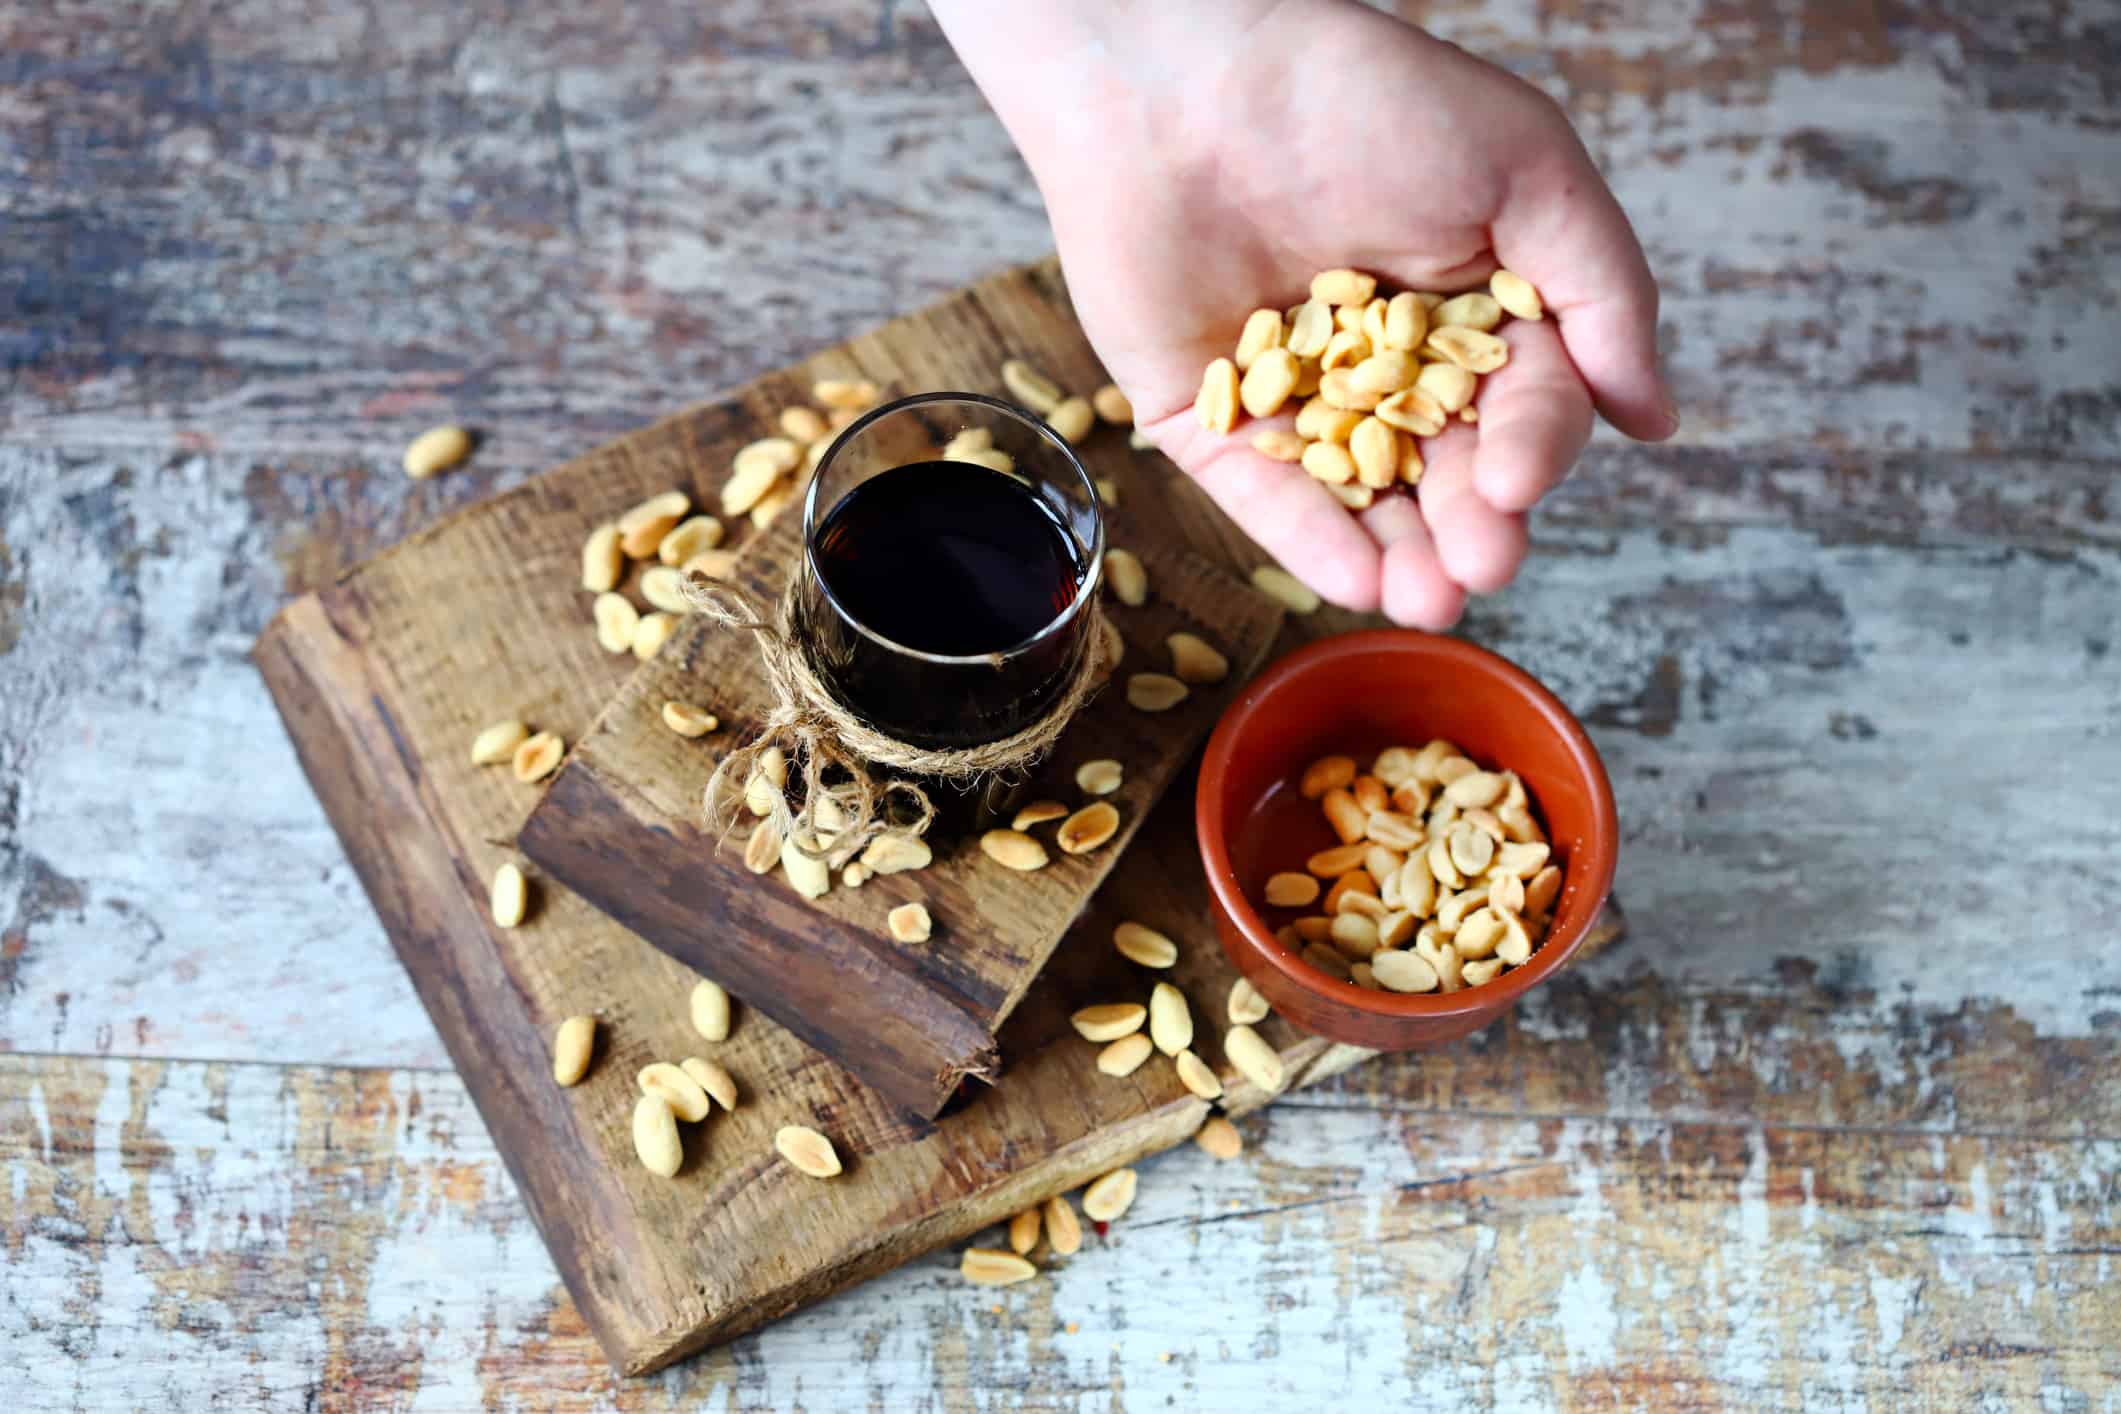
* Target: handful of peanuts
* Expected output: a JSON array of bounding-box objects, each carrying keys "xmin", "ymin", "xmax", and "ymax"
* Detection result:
[
  {"xmin": 1260, "ymin": 738, "xmax": 1563, "ymax": 994},
  {"xmin": 1195, "ymin": 267, "xmax": 1544, "ymax": 513}
]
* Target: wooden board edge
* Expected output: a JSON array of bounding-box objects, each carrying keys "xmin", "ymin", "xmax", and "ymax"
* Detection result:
[{"xmin": 249, "ymin": 593, "xmax": 668, "ymax": 1370}]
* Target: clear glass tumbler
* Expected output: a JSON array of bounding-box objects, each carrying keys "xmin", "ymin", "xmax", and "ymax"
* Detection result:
[{"xmin": 794, "ymin": 391, "xmax": 1104, "ymax": 752}]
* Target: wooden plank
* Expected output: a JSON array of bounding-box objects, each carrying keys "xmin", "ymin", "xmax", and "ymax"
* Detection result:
[
  {"xmin": 7, "ymin": 1051, "xmax": 2115, "ymax": 1409},
  {"xmin": 518, "ymin": 508, "xmax": 1281, "ymax": 1118}
]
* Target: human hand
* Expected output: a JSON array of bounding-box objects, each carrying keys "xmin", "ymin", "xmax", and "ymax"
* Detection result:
[{"xmin": 933, "ymin": 0, "xmax": 1676, "ymax": 625}]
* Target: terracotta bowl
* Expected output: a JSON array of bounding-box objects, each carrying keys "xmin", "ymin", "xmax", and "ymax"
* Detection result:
[{"xmin": 1195, "ymin": 629, "xmax": 1618, "ymax": 1049}]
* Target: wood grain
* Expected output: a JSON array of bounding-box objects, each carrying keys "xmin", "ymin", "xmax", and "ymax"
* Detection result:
[
  {"xmin": 5, "ymin": 0, "xmax": 2120, "ymax": 1403},
  {"xmin": 520, "ymin": 507, "xmax": 1282, "ymax": 1117}
]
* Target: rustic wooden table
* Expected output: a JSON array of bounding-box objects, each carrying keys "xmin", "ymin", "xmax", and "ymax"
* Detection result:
[{"xmin": 4, "ymin": 1, "xmax": 2117, "ymax": 1408}]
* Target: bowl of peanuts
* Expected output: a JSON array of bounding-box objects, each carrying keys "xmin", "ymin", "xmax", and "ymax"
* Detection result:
[{"xmin": 1195, "ymin": 629, "xmax": 1617, "ymax": 1049}]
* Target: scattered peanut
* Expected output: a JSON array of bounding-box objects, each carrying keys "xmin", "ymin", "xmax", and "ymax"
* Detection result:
[
  {"xmin": 1167, "ymin": 632, "xmax": 1229, "ymax": 684},
  {"xmin": 1008, "ymin": 1207, "xmax": 1043, "ymax": 1255},
  {"xmin": 631, "ymin": 610, "xmax": 676, "ymax": 660},
  {"xmin": 1175, "ymin": 1048, "xmax": 1223, "ymax": 1100},
  {"xmin": 1113, "ymin": 921, "xmax": 1179, "ymax": 969},
  {"xmin": 680, "ymin": 1056, "xmax": 738, "ymax": 1111},
  {"xmin": 1252, "ymin": 428, "xmax": 1307, "ymax": 462},
  {"xmin": 779, "ymin": 836, "xmax": 831, "ymax": 900},
  {"xmin": 552, "ymin": 1016, "xmax": 596, "ymax": 1086},
  {"xmin": 662, "ymin": 701, "xmax": 718, "ymax": 738},
  {"xmin": 402, "ymin": 425, "xmax": 473, "ymax": 479},
  {"xmin": 1011, "ymin": 800, "xmax": 1069, "ymax": 830},
  {"xmin": 1228, "ymin": 976, "xmax": 1272, "ymax": 1025},
  {"xmin": 1070, "ymin": 1003, "xmax": 1146, "ymax": 1042},
  {"xmin": 1195, "ymin": 358, "xmax": 1240, "ymax": 433},
  {"xmin": 1194, "ymin": 1115, "xmax": 1243, "ymax": 1160},
  {"xmin": 774, "ymin": 1124, "xmax": 843, "ymax": 1178},
  {"xmin": 1001, "ymin": 359, "xmax": 1064, "ymax": 415},
  {"xmin": 1075, "ymin": 758, "xmax": 1124, "ymax": 796},
  {"xmin": 813, "ymin": 378, "xmax": 881, "ymax": 411},
  {"xmin": 638, "ymin": 1061, "xmax": 712, "ymax": 1123},
  {"xmin": 961, "ymin": 1249, "xmax": 1037, "ymax": 1286},
  {"xmin": 471, "ymin": 719, "xmax": 530, "ymax": 766},
  {"xmin": 1081, "ymin": 1168, "xmax": 1138, "ymax": 1222},
  {"xmin": 512, "ymin": 731, "xmax": 564, "ymax": 783},
  {"xmin": 1047, "ymin": 396, "xmax": 1095, "ymax": 444},
  {"xmin": 1224, "ymin": 1024, "xmax": 1285, "ymax": 1094},
  {"xmin": 581, "ymin": 524, "xmax": 624, "ymax": 592},
  {"xmin": 887, "ymin": 901, "xmax": 933, "ymax": 944},
  {"xmin": 633, "ymin": 1096, "xmax": 683, "ymax": 1178},
  {"xmin": 1250, "ymin": 566, "xmax": 1320, "ymax": 614},
  {"xmin": 592, "ymin": 592, "xmax": 639, "ymax": 655},
  {"xmin": 980, "ymin": 828, "xmax": 1050, "ymax": 872},
  {"xmin": 1265, "ymin": 872, "xmax": 1321, "ymax": 908},
  {"xmin": 1104, "ymin": 548, "xmax": 1147, "ymax": 606},
  {"xmin": 742, "ymin": 818, "xmax": 782, "ymax": 875},
  {"xmin": 1148, "ymin": 981, "xmax": 1193, "ymax": 1055},
  {"xmin": 690, "ymin": 979, "xmax": 731, "ymax": 1042},
  {"xmin": 1126, "ymin": 673, "xmax": 1189, "ymax": 712},
  {"xmin": 490, "ymin": 862, "xmax": 528, "ymax": 928},
  {"xmin": 1092, "ymin": 383, "xmax": 1133, "ymax": 424},
  {"xmin": 1097, "ymin": 1031, "xmax": 1154, "ymax": 1076},
  {"xmin": 1044, "ymin": 1194, "xmax": 1083, "ymax": 1254}
]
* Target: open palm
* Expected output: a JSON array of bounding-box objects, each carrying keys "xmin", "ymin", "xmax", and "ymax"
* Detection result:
[{"xmin": 1014, "ymin": 1, "xmax": 1675, "ymax": 625}]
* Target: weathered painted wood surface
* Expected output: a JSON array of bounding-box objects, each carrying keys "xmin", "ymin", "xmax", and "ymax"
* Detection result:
[{"xmin": 3, "ymin": 0, "xmax": 2118, "ymax": 1406}]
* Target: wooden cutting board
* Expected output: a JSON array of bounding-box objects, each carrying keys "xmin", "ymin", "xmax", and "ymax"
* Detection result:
[
  {"xmin": 517, "ymin": 509, "xmax": 1282, "ymax": 1118},
  {"xmin": 253, "ymin": 257, "xmax": 1623, "ymax": 1376}
]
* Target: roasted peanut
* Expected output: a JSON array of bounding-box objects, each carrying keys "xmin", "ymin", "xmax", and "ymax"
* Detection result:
[
  {"xmin": 1240, "ymin": 348, "xmax": 1300, "ymax": 419},
  {"xmin": 774, "ymin": 1124, "xmax": 842, "ymax": 1178},
  {"xmin": 1104, "ymin": 548, "xmax": 1147, "ymax": 606},
  {"xmin": 1224, "ymin": 1025, "xmax": 1284, "ymax": 1093},
  {"xmin": 553, "ymin": 1016, "xmax": 595, "ymax": 1086},
  {"xmin": 581, "ymin": 524, "xmax": 624, "ymax": 592},
  {"xmin": 1265, "ymin": 872, "xmax": 1321, "ymax": 908},
  {"xmin": 1097, "ymin": 1031, "xmax": 1154, "ymax": 1076},
  {"xmin": 1434, "ymin": 292, "xmax": 1504, "ymax": 333},
  {"xmin": 1001, "ymin": 359, "xmax": 1064, "ymax": 415},
  {"xmin": 1148, "ymin": 981, "xmax": 1192, "ymax": 1055},
  {"xmin": 1113, "ymin": 921, "xmax": 1178, "ymax": 969},
  {"xmin": 633, "ymin": 1096, "xmax": 683, "ymax": 1177},
  {"xmin": 1195, "ymin": 1116, "xmax": 1243, "ymax": 1160},
  {"xmin": 512, "ymin": 731, "xmax": 563, "ymax": 783},
  {"xmin": 592, "ymin": 593, "xmax": 639, "ymax": 655},
  {"xmin": 1082, "ymin": 1168, "xmax": 1139, "ymax": 1222},
  {"xmin": 1252, "ymin": 428, "xmax": 1306, "ymax": 462},
  {"xmin": 1371, "ymin": 949, "xmax": 1440, "ymax": 993},
  {"xmin": 980, "ymin": 829, "xmax": 1049, "ymax": 871},
  {"xmin": 471, "ymin": 719, "xmax": 529, "ymax": 766},
  {"xmin": 1490, "ymin": 269, "xmax": 1543, "ymax": 321},
  {"xmin": 490, "ymin": 862, "xmax": 528, "ymax": 928},
  {"xmin": 1228, "ymin": 976, "xmax": 1272, "ymax": 1024},
  {"xmin": 1251, "ymin": 566, "xmax": 1320, "ymax": 614},
  {"xmin": 1070, "ymin": 1003, "xmax": 1146, "ymax": 1042},
  {"xmin": 813, "ymin": 378, "xmax": 881, "ymax": 411},
  {"xmin": 1047, "ymin": 396, "xmax": 1095, "ymax": 444},
  {"xmin": 1195, "ymin": 358, "xmax": 1240, "ymax": 433},
  {"xmin": 961, "ymin": 1248, "xmax": 1037, "ymax": 1286},
  {"xmin": 1301, "ymin": 439, "xmax": 1358, "ymax": 485},
  {"xmin": 887, "ymin": 902, "xmax": 933, "ymax": 943},
  {"xmin": 1426, "ymin": 326, "xmax": 1510, "ymax": 375},
  {"xmin": 638, "ymin": 1061, "xmax": 711, "ymax": 1123},
  {"xmin": 1056, "ymin": 801, "xmax": 1120, "ymax": 854},
  {"xmin": 1093, "ymin": 383, "xmax": 1134, "ymax": 424},
  {"xmin": 1126, "ymin": 673, "xmax": 1189, "ymax": 712},
  {"xmin": 1310, "ymin": 268, "xmax": 1377, "ymax": 306},
  {"xmin": 402, "ymin": 425, "xmax": 472, "ymax": 479}
]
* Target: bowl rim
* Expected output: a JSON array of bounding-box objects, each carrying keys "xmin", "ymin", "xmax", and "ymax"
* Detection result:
[{"xmin": 1195, "ymin": 627, "xmax": 1618, "ymax": 1020}]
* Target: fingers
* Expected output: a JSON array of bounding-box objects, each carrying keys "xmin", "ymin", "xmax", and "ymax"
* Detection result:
[
  {"xmin": 1358, "ymin": 495, "xmax": 1465, "ymax": 630},
  {"xmin": 1470, "ymin": 317, "xmax": 1596, "ymax": 513},
  {"xmin": 1491, "ymin": 136, "xmax": 1677, "ymax": 443},
  {"xmin": 1417, "ymin": 422, "xmax": 1529, "ymax": 594},
  {"xmin": 1155, "ymin": 416, "xmax": 1383, "ymax": 613}
]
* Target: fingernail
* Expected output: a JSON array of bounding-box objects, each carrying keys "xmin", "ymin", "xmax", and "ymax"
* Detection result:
[{"xmin": 1660, "ymin": 397, "xmax": 1682, "ymax": 437}]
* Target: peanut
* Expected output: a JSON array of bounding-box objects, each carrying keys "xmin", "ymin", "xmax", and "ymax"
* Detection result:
[
  {"xmin": 1350, "ymin": 416, "xmax": 1401, "ymax": 489},
  {"xmin": 1352, "ymin": 775, "xmax": 1388, "ymax": 812},
  {"xmin": 1047, "ymin": 396, "xmax": 1095, "ymax": 444},
  {"xmin": 471, "ymin": 719, "xmax": 529, "ymax": 766},
  {"xmin": 1317, "ymin": 367, "xmax": 1381, "ymax": 412},
  {"xmin": 1525, "ymin": 865, "xmax": 1563, "ymax": 917},
  {"xmin": 1328, "ymin": 912, "xmax": 1380, "ymax": 959},
  {"xmin": 1081, "ymin": 1168, "xmax": 1139, "ymax": 1222},
  {"xmin": 662, "ymin": 701, "xmax": 718, "ymax": 738},
  {"xmin": 1494, "ymin": 840, "xmax": 1552, "ymax": 878},
  {"xmin": 1002, "ymin": 359, "xmax": 1064, "ymax": 414},
  {"xmin": 1350, "ymin": 960, "xmax": 1379, "ymax": 989},
  {"xmin": 1126, "ymin": 673, "xmax": 1189, "ymax": 712},
  {"xmin": 633, "ymin": 1096, "xmax": 683, "ymax": 1177},
  {"xmin": 1075, "ymin": 758, "xmax": 1124, "ymax": 796},
  {"xmin": 1371, "ymin": 948, "xmax": 1440, "ymax": 993},
  {"xmin": 1097, "ymin": 1031, "xmax": 1154, "ymax": 1076},
  {"xmin": 402, "ymin": 425, "xmax": 472, "ymax": 479},
  {"xmin": 1286, "ymin": 300, "xmax": 1334, "ymax": 358},
  {"xmin": 813, "ymin": 378, "xmax": 881, "ymax": 411},
  {"xmin": 1361, "ymin": 297, "xmax": 1389, "ymax": 349},
  {"xmin": 681, "ymin": 1056, "xmax": 738, "ymax": 1110},
  {"xmin": 779, "ymin": 836, "xmax": 831, "ymax": 900},
  {"xmin": 1306, "ymin": 841, "xmax": 1368, "ymax": 875},
  {"xmin": 779, "ymin": 406, "xmax": 829, "ymax": 444},
  {"xmin": 1240, "ymin": 347, "xmax": 1300, "ymax": 418},
  {"xmin": 631, "ymin": 611, "xmax": 675, "ymax": 661},
  {"xmin": 1322, "ymin": 788, "xmax": 1367, "ymax": 845},
  {"xmin": 1148, "ymin": 981, "xmax": 1193, "ymax": 1055},
  {"xmin": 657, "ymin": 515, "xmax": 724, "ymax": 566},
  {"xmin": 1194, "ymin": 1115, "xmax": 1243, "ymax": 1160},
  {"xmin": 552, "ymin": 1016, "xmax": 596, "ymax": 1087},
  {"xmin": 1425, "ymin": 326, "xmax": 1510, "ymax": 375},
  {"xmin": 1415, "ymin": 361, "xmax": 1477, "ymax": 414},
  {"xmin": 744, "ymin": 746, "xmax": 788, "ymax": 816},
  {"xmin": 1224, "ymin": 1024, "xmax": 1285, "ymax": 1093},
  {"xmin": 512, "ymin": 731, "xmax": 563, "ymax": 783},
  {"xmin": 1461, "ymin": 957, "xmax": 1505, "ymax": 987},
  {"xmin": 1265, "ymin": 872, "xmax": 1321, "ymax": 908},
  {"xmin": 1012, "ymin": 800, "xmax": 1068, "ymax": 829},
  {"xmin": 887, "ymin": 902, "xmax": 933, "ymax": 944},
  {"xmin": 1176, "ymin": 1048, "xmax": 1223, "ymax": 1100},
  {"xmin": 1104, "ymin": 548, "xmax": 1148, "ymax": 606},
  {"xmin": 1348, "ymin": 351, "xmax": 1421, "ymax": 398},
  {"xmin": 1321, "ymin": 328, "xmax": 1370, "ymax": 372},
  {"xmin": 775, "ymin": 1124, "xmax": 842, "ymax": 1178},
  {"xmin": 490, "ymin": 862, "xmax": 528, "ymax": 928},
  {"xmin": 1295, "ymin": 396, "xmax": 1364, "ymax": 443},
  {"xmin": 742, "ymin": 818, "xmax": 782, "ymax": 875},
  {"xmin": 1044, "ymin": 1194, "xmax": 1083, "ymax": 1254},
  {"xmin": 1489, "ymin": 870, "xmax": 1526, "ymax": 915},
  {"xmin": 1374, "ymin": 386, "xmax": 1447, "ymax": 438},
  {"xmin": 638, "ymin": 1061, "xmax": 711, "ymax": 1123},
  {"xmin": 690, "ymin": 978, "xmax": 731, "ymax": 1041},
  {"xmin": 943, "ymin": 426, "xmax": 993, "ymax": 458},
  {"xmin": 1056, "ymin": 801, "xmax": 1120, "ymax": 855},
  {"xmin": 747, "ymin": 481, "xmax": 797, "ymax": 530},
  {"xmin": 1444, "ymin": 770, "xmax": 1506, "ymax": 809},
  {"xmin": 721, "ymin": 456, "xmax": 783, "ymax": 517},
  {"xmin": 1092, "ymin": 383, "xmax": 1133, "ymax": 424},
  {"xmin": 639, "ymin": 566, "xmax": 691, "ymax": 615},
  {"xmin": 858, "ymin": 833, "xmax": 932, "ymax": 875},
  {"xmin": 1301, "ymin": 440, "xmax": 1357, "ymax": 485},
  {"xmin": 1302, "ymin": 940, "xmax": 1352, "ymax": 979},
  {"xmin": 961, "ymin": 1248, "xmax": 1037, "ymax": 1286},
  {"xmin": 1252, "ymin": 429, "xmax": 1306, "ymax": 462},
  {"xmin": 1195, "ymin": 358, "xmax": 1240, "ymax": 433},
  {"xmin": 1292, "ymin": 915, "xmax": 1333, "ymax": 943},
  {"xmin": 1250, "ymin": 566, "xmax": 1320, "ymax": 614},
  {"xmin": 1337, "ymin": 891, "xmax": 1390, "ymax": 924},
  {"xmin": 1235, "ymin": 308, "xmax": 1287, "ymax": 370},
  {"xmin": 683, "ymin": 548, "xmax": 739, "ymax": 581},
  {"xmin": 581, "ymin": 524, "xmax": 624, "ymax": 592},
  {"xmin": 1332, "ymin": 486, "xmax": 1374, "ymax": 510},
  {"xmin": 1490, "ymin": 269, "xmax": 1544, "ymax": 322},
  {"xmin": 1448, "ymin": 821, "xmax": 1495, "ymax": 876},
  {"xmin": 1301, "ymin": 756, "xmax": 1357, "ymax": 800},
  {"xmin": 1097, "ymin": 477, "xmax": 1119, "ymax": 506},
  {"xmin": 1383, "ymin": 291, "xmax": 1429, "ymax": 351},
  {"xmin": 1008, "ymin": 1207, "xmax": 1042, "ymax": 1255},
  {"xmin": 1434, "ymin": 291, "xmax": 1504, "ymax": 333},
  {"xmin": 1228, "ymin": 976, "xmax": 1272, "ymax": 1024},
  {"xmin": 842, "ymin": 863, "xmax": 870, "ymax": 889},
  {"xmin": 592, "ymin": 592, "xmax": 639, "ymax": 655},
  {"xmin": 1071, "ymin": 1003, "xmax": 1146, "ymax": 1042},
  {"xmin": 1113, "ymin": 921, "xmax": 1179, "ymax": 969},
  {"xmin": 1310, "ymin": 268, "xmax": 1377, "ymax": 306}
]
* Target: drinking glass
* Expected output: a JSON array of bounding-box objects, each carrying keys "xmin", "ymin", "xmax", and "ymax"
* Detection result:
[{"xmin": 794, "ymin": 391, "xmax": 1105, "ymax": 752}]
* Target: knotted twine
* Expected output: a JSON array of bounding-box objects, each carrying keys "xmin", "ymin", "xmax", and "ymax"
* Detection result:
[{"xmin": 681, "ymin": 568, "xmax": 1110, "ymax": 868}]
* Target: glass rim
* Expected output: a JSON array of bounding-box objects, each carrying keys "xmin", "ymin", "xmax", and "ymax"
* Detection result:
[{"xmin": 799, "ymin": 390, "xmax": 1108, "ymax": 668}]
